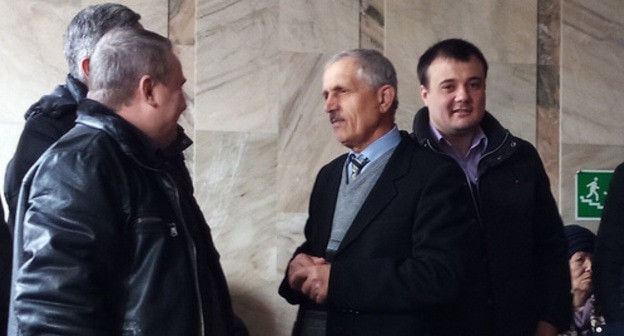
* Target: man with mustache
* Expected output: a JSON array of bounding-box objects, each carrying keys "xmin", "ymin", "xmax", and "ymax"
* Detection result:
[
  {"xmin": 279, "ymin": 48, "xmax": 473, "ymax": 336},
  {"xmin": 412, "ymin": 38, "xmax": 571, "ymax": 335}
]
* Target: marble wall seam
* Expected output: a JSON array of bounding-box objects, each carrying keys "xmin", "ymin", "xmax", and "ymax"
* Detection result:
[{"xmin": 537, "ymin": 0, "xmax": 561, "ymax": 203}]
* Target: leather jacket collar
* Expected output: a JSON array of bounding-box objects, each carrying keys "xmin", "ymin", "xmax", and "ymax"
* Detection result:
[{"xmin": 76, "ymin": 99, "xmax": 192, "ymax": 169}]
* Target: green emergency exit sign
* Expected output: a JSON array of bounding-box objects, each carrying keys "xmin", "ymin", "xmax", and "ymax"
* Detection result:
[{"xmin": 576, "ymin": 170, "xmax": 614, "ymax": 220}]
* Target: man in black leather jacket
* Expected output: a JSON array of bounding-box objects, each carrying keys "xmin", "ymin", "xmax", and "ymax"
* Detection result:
[
  {"xmin": 4, "ymin": 3, "xmax": 142, "ymax": 233},
  {"xmin": 8, "ymin": 28, "xmax": 246, "ymax": 336},
  {"xmin": 1, "ymin": 5, "xmax": 141, "ymax": 336}
]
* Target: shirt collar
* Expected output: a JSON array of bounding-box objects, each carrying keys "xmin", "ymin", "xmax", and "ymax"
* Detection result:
[
  {"xmin": 429, "ymin": 123, "xmax": 488, "ymax": 158},
  {"xmin": 349, "ymin": 125, "xmax": 401, "ymax": 163}
]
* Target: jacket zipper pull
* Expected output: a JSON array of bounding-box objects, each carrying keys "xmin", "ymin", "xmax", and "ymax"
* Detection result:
[{"xmin": 168, "ymin": 222, "xmax": 178, "ymax": 237}]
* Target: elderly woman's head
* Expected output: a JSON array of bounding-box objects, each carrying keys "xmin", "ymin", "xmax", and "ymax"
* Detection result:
[{"xmin": 564, "ymin": 224, "xmax": 596, "ymax": 296}]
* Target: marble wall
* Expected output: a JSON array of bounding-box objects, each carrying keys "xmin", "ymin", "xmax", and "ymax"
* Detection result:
[
  {"xmin": 559, "ymin": 0, "xmax": 624, "ymax": 230},
  {"xmin": 1, "ymin": 0, "xmax": 623, "ymax": 335}
]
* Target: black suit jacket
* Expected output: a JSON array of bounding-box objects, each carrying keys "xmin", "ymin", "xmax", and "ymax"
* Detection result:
[{"xmin": 279, "ymin": 132, "xmax": 474, "ymax": 336}]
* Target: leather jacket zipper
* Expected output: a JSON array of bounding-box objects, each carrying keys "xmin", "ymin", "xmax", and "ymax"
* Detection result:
[
  {"xmin": 168, "ymin": 222, "xmax": 178, "ymax": 237},
  {"xmin": 127, "ymin": 154, "xmax": 205, "ymax": 335},
  {"xmin": 162, "ymin": 171, "xmax": 205, "ymax": 335}
]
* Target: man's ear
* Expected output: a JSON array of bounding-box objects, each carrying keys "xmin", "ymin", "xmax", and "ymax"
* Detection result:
[
  {"xmin": 138, "ymin": 75, "xmax": 158, "ymax": 107},
  {"xmin": 420, "ymin": 85, "xmax": 429, "ymax": 105},
  {"xmin": 81, "ymin": 58, "xmax": 90, "ymax": 82},
  {"xmin": 377, "ymin": 84, "xmax": 396, "ymax": 113}
]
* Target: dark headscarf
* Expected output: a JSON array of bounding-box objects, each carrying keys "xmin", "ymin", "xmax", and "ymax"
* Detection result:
[{"xmin": 563, "ymin": 224, "xmax": 596, "ymax": 260}]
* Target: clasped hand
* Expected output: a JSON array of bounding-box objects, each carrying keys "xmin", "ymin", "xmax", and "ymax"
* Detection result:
[{"xmin": 287, "ymin": 253, "xmax": 330, "ymax": 304}]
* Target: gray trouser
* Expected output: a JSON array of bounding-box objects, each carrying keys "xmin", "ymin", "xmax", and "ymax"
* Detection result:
[{"xmin": 295, "ymin": 309, "xmax": 327, "ymax": 336}]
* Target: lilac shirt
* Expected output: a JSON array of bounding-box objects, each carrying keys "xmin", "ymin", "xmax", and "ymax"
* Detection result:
[
  {"xmin": 574, "ymin": 298, "xmax": 592, "ymax": 334},
  {"xmin": 430, "ymin": 124, "xmax": 488, "ymax": 184}
]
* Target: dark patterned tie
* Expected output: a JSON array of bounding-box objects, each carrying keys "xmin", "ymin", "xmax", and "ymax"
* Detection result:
[{"xmin": 350, "ymin": 154, "xmax": 370, "ymax": 181}]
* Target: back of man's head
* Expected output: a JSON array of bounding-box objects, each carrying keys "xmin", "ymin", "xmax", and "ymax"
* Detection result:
[
  {"xmin": 88, "ymin": 28, "xmax": 173, "ymax": 110},
  {"xmin": 64, "ymin": 3, "xmax": 142, "ymax": 84}
]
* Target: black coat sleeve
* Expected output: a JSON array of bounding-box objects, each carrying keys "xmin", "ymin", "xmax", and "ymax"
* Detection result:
[
  {"xmin": 11, "ymin": 148, "xmax": 122, "ymax": 336},
  {"xmin": 595, "ymin": 163, "xmax": 624, "ymax": 322},
  {"xmin": 4, "ymin": 112, "xmax": 76, "ymax": 233},
  {"xmin": 0, "ymin": 205, "xmax": 9, "ymax": 336}
]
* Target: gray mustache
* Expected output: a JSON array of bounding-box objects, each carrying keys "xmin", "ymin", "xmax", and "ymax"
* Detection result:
[{"xmin": 329, "ymin": 112, "xmax": 343, "ymax": 123}]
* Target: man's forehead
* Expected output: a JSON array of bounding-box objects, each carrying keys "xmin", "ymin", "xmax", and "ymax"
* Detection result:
[
  {"xmin": 323, "ymin": 58, "xmax": 362, "ymax": 86},
  {"xmin": 428, "ymin": 56, "xmax": 485, "ymax": 80}
]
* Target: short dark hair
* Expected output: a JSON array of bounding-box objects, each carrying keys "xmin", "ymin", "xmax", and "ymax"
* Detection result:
[
  {"xmin": 64, "ymin": 3, "xmax": 142, "ymax": 83},
  {"xmin": 417, "ymin": 38, "xmax": 488, "ymax": 88}
]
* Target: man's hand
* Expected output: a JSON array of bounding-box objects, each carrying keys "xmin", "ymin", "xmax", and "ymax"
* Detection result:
[
  {"xmin": 287, "ymin": 253, "xmax": 330, "ymax": 303},
  {"xmin": 287, "ymin": 253, "xmax": 316, "ymax": 291},
  {"xmin": 300, "ymin": 261, "xmax": 330, "ymax": 304}
]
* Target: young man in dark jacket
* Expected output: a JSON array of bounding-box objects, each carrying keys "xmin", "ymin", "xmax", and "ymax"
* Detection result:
[
  {"xmin": 8, "ymin": 28, "xmax": 246, "ymax": 336},
  {"xmin": 412, "ymin": 38, "xmax": 571, "ymax": 335}
]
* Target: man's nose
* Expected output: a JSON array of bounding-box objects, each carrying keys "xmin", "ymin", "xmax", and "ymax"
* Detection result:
[
  {"xmin": 324, "ymin": 93, "xmax": 337, "ymax": 112},
  {"xmin": 455, "ymin": 85, "xmax": 470, "ymax": 102}
]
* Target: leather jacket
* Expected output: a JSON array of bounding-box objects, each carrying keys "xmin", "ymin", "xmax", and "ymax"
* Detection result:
[
  {"xmin": 1, "ymin": 75, "xmax": 84, "ymax": 336},
  {"xmin": 8, "ymin": 99, "xmax": 239, "ymax": 336}
]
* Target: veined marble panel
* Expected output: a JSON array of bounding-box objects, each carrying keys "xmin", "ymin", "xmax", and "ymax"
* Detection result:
[
  {"xmin": 193, "ymin": 130, "xmax": 277, "ymax": 335},
  {"xmin": 537, "ymin": 0, "xmax": 561, "ymax": 68},
  {"xmin": 0, "ymin": 0, "xmax": 167, "ymax": 123},
  {"xmin": 386, "ymin": 0, "xmax": 537, "ymax": 129},
  {"xmin": 278, "ymin": 0, "xmax": 359, "ymax": 53},
  {"xmin": 193, "ymin": 130, "xmax": 276, "ymax": 261},
  {"xmin": 195, "ymin": 0, "xmax": 279, "ymax": 133},
  {"xmin": 1, "ymin": 2, "xmax": 76, "ymax": 122},
  {"xmin": 561, "ymin": 0, "xmax": 624, "ymax": 145},
  {"xmin": 536, "ymin": 0, "xmax": 561, "ymax": 200},
  {"xmin": 124, "ymin": 0, "xmax": 168, "ymax": 34},
  {"xmin": 560, "ymin": 143, "xmax": 624, "ymax": 227},
  {"xmin": 360, "ymin": 0, "xmax": 385, "ymax": 52},
  {"xmin": 277, "ymin": 52, "xmax": 345, "ymax": 213},
  {"xmin": 175, "ymin": 45, "xmax": 196, "ymax": 133},
  {"xmin": 487, "ymin": 63, "xmax": 537, "ymax": 145},
  {"xmin": 538, "ymin": 105, "xmax": 560, "ymax": 203},
  {"xmin": 275, "ymin": 212, "xmax": 307, "ymax": 336},
  {"xmin": 385, "ymin": 0, "xmax": 536, "ymax": 64},
  {"xmin": 170, "ymin": 0, "xmax": 195, "ymax": 45},
  {"xmin": 394, "ymin": 106, "xmax": 416, "ymax": 133},
  {"xmin": 277, "ymin": 212, "xmax": 307, "ymax": 275}
]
